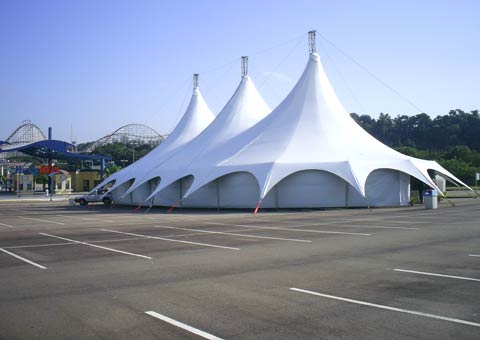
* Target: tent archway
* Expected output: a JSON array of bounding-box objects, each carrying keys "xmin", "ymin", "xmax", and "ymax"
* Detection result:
[
  {"xmin": 355, "ymin": 169, "xmax": 410, "ymax": 207},
  {"xmin": 111, "ymin": 178, "xmax": 135, "ymax": 205},
  {"xmin": 130, "ymin": 176, "xmax": 161, "ymax": 206},
  {"xmin": 270, "ymin": 169, "xmax": 349, "ymax": 208},
  {"xmin": 146, "ymin": 175, "xmax": 195, "ymax": 207}
]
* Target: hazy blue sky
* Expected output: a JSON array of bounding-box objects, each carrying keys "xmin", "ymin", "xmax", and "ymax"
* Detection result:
[{"xmin": 1, "ymin": 0, "xmax": 478, "ymax": 143}]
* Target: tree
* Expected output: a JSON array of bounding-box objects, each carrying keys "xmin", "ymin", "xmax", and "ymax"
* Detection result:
[
  {"xmin": 352, "ymin": 109, "xmax": 480, "ymax": 184},
  {"xmin": 34, "ymin": 174, "xmax": 48, "ymax": 191},
  {"xmin": 104, "ymin": 163, "xmax": 122, "ymax": 179}
]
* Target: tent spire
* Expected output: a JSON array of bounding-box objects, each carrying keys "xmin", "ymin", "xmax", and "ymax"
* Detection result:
[
  {"xmin": 241, "ymin": 56, "xmax": 248, "ymax": 78},
  {"xmin": 308, "ymin": 30, "xmax": 316, "ymax": 54},
  {"xmin": 193, "ymin": 73, "xmax": 199, "ymax": 91}
]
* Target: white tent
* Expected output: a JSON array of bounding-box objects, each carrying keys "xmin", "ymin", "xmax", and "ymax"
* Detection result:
[
  {"xmin": 122, "ymin": 57, "xmax": 271, "ymax": 207},
  {"xmin": 105, "ymin": 32, "xmax": 472, "ymax": 210},
  {"xmin": 94, "ymin": 74, "xmax": 215, "ymax": 204},
  {"xmin": 136, "ymin": 33, "xmax": 470, "ymax": 209}
]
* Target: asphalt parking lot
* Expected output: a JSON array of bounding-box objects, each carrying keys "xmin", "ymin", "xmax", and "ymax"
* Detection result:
[{"xmin": 0, "ymin": 199, "xmax": 479, "ymax": 339}]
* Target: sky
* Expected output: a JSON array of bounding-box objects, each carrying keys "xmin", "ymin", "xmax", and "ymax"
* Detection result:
[{"xmin": 0, "ymin": 0, "xmax": 479, "ymax": 143}]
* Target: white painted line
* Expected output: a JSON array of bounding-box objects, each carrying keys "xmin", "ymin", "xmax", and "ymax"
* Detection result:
[
  {"xmin": 39, "ymin": 233, "xmax": 152, "ymax": 259},
  {"xmin": 4, "ymin": 242, "xmax": 77, "ymax": 249},
  {"xmin": 0, "ymin": 222, "xmax": 15, "ymax": 228},
  {"xmin": 378, "ymin": 220, "xmax": 428, "ymax": 225},
  {"xmin": 290, "ymin": 288, "xmax": 480, "ymax": 328},
  {"xmin": 204, "ymin": 222, "xmax": 371, "ymax": 236},
  {"xmin": 2, "ymin": 233, "xmax": 246, "ymax": 250},
  {"xmin": 261, "ymin": 217, "xmax": 421, "ymax": 229},
  {"xmin": 394, "ymin": 268, "xmax": 480, "ymax": 282},
  {"xmin": 335, "ymin": 218, "xmax": 428, "ymax": 225},
  {"xmin": 18, "ymin": 216, "xmax": 65, "ymax": 225},
  {"xmin": 289, "ymin": 223, "xmax": 418, "ymax": 230},
  {"xmin": 3, "ymin": 238, "xmax": 146, "ymax": 249},
  {"xmin": 277, "ymin": 218, "xmax": 411, "ymax": 226},
  {"xmin": 11, "ymin": 209, "xmax": 37, "ymax": 214},
  {"xmin": 338, "ymin": 224, "xmax": 418, "ymax": 230},
  {"xmin": 153, "ymin": 225, "xmax": 312, "ymax": 243},
  {"xmin": 101, "ymin": 229, "xmax": 240, "ymax": 251},
  {"xmin": 0, "ymin": 247, "xmax": 47, "ymax": 269},
  {"xmin": 79, "ymin": 217, "xmax": 115, "ymax": 223},
  {"xmin": 55, "ymin": 215, "xmax": 115, "ymax": 223},
  {"xmin": 469, "ymin": 254, "xmax": 480, "ymax": 257},
  {"xmin": 145, "ymin": 311, "xmax": 224, "ymax": 340}
]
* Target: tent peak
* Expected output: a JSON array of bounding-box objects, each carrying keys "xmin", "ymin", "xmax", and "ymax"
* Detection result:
[
  {"xmin": 308, "ymin": 30, "xmax": 316, "ymax": 54},
  {"xmin": 310, "ymin": 52, "xmax": 320, "ymax": 63},
  {"xmin": 193, "ymin": 73, "xmax": 199, "ymax": 93},
  {"xmin": 241, "ymin": 56, "xmax": 248, "ymax": 78}
]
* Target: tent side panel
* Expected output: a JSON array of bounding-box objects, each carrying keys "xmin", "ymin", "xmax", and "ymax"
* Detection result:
[
  {"xmin": 131, "ymin": 182, "xmax": 150, "ymax": 206},
  {"xmin": 152, "ymin": 181, "xmax": 180, "ymax": 207},
  {"xmin": 364, "ymin": 169, "xmax": 401, "ymax": 206},
  {"xmin": 182, "ymin": 179, "xmax": 218, "ymax": 208},
  {"xmin": 346, "ymin": 185, "xmax": 368, "ymax": 207},
  {"xmin": 218, "ymin": 172, "xmax": 259, "ymax": 208},
  {"xmin": 276, "ymin": 170, "xmax": 347, "ymax": 208},
  {"xmin": 111, "ymin": 181, "xmax": 133, "ymax": 205}
]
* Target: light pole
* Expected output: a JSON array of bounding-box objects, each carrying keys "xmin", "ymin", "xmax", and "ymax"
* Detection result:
[
  {"xmin": 132, "ymin": 143, "xmax": 138, "ymax": 163},
  {"xmin": 17, "ymin": 172, "xmax": 20, "ymax": 197}
]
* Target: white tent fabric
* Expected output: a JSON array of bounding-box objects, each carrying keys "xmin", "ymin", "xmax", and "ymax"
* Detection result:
[
  {"xmin": 123, "ymin": 73, "xmax": 271, "ymax": 205},
  {"xmin": 105, "ymin": 43, "xmax": 473, "ymax": 209},
  {"xmin": 93, "ymin": 79, "xmax": 215, "ymax": 194},
  {"xmin": 171, "ymin": 51, "xmax": 471, "ymax": 208}
]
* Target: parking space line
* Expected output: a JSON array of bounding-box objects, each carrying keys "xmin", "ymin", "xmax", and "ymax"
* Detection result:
[
  {"xmin": 4, "ymin": 242, "xmax": 77, "ymax": 249},
  {"xmin": 394, "ymin": 268, "xmax": 480, "ymax": 282},
  {"xmin": 260, "ymin": 219, "xmax": 420, "ymax": 230},
  {"xmin": 339, "ymin": 224, "xmax": 418, "ymax": 230},
  {"xmin": 0, "ymin": 222, "xmax": 15, "ymax": 228},
  {"xmin": 289, "ymin": 223, "xmax": 418, "ymax": 230},
  {"xmin": 18, "ymin": 216, "xmax": 65, "ymax": 225},
  {"xmin": 0, "ymin": 247, "xmax": 47, "ymax": 269},
  {"xmin": 55, "ymin": 215, "xmax": 115, "ymax": 223},
  {"xmin": 278, "ymin": 218, "xmax": 425, "ymax": 226},
  {"xmin": 290, "ymin": 287, "xmax": 480, "ymax": 328},
  {"xmin": 153, "ymin": 225, "xmax": 312, "ymax": 243},
  {"xmin": 1, "ymin": 233, "xmax": 245, "ymax": 250},
  {"xmin": 101, "ymin": 229, "xmax": 241, "ymax": 250},
  {"xmin": 39, "ymin": 233, "xmax": 152, "ymax": 259},
  {"xmin": 469, "ymin": 254, "xmax": 480, "ymax": 257},
  {"xmin": 369, "ymin": 219, "xmax": 428, "ymax": 225},
  {"xmin": 323, "ymin": 218, "xmax": 394, "ymax": 225},
  {"xmin": 145, "ymin": 311, "xmax": 224, "ymax": 340},
  {"xmin": 3, "ymin": 237, "xmax": 147, "ymax": 250},
  {"xmin": 204, "ymin": 222, "xmax": 371, "ymax": 236},
  {"xmin": 11, "ymin": 209, "xmax": 38, "ymax": 214}
]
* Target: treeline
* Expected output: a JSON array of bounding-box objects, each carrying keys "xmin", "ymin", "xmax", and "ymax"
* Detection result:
[
  {"xmin": 93, "ymin": 142, "xmax": 154, "ymax": 165},
  {"xmin": 351, "ymin": 109, "xmax": 480, "ymax": 184}
]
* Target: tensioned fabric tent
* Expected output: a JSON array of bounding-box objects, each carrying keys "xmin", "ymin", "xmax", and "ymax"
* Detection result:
[
  {"xmin": 119, "ymin": 57, "xmax": 272, "ymax": 207},
  {"xmin": 103, "ymin": 32, "xmax": 472, "ymax": 210},
  {"xmin": 93, "ymin": 74, "xmax": 215, "ymax": 202}
]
